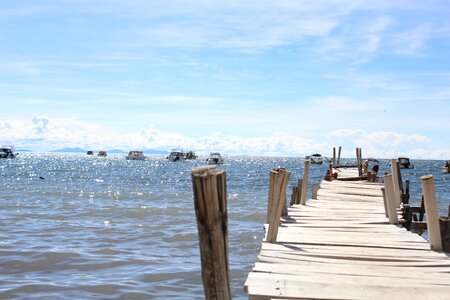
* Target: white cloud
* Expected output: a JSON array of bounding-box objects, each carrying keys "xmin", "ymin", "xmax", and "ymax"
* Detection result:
[{"xmin": 1, "ymin": 116, "xmax": 447, "ymax": 159}]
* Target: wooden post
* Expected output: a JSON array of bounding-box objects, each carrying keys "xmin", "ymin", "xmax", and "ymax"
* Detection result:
[
  {"xmin": 383, "ymin": 174, "xmax": 399, "ymax": 224},
  {"xmin": 191, "ymin": 166, "xmax": 231, "ymax": 300},
  {"xmin": 266, "ymin": 168, "xmax": 291, "ymax": 243},
  {"xmin": 296, "ymin": 179, "xmax": 303, "ymax": 205},
  {"xmin": 440, "ymin": 216, "xmax": 450, "ymax": 252},
  {"xmin": 381, "ymin": 187, "xmax": 388, "ymax": 218},
  {"xmin": 332, "ymin": 147, "xmax": 336, "ymax": 166},
  {"xmin": 300, "ymin": 160, "xmax": 310, "ymax": 205},
  {"xmin": 312, "ymin": 183, "xmax": 319, "ymax": 200},
  {"xmin": 266, "ymin": 171, "xmax": 276, "ymax": 223},
  {"xmin": 420, "ymin": 175, "xmax": 443, "ymax": 252},
  {"xmin": 390, "ymin": 159, "xmax": 402, "ymax": 208},
  {"xmin": 357, "ymin": 148, "xmax": 362, "ymax": 176},
  {"xmin": 337, "ymin": 146, "xmax": 342, "ymax": 166}
]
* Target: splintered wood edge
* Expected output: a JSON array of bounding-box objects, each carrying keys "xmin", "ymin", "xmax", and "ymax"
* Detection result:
[{"xmin": 191, "ymin": 166, "xmax": 224, "ymax": 176}]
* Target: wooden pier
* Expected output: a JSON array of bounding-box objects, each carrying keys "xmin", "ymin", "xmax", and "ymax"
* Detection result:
[{"xmin": 244, "ymin": 167, "xmax": 450, "ymax": 299}]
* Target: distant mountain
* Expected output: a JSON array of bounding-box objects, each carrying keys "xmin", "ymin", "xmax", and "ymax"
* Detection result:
[
  {"xmin": 49, "ymin": 147, "xmax": 167, "ymax": 154},
  {"xmin": 51, "ymin": 147, "xmax": 86, "ymax": 153},
  {"xmin": 142, "ymin": 149, "xmax": 167, "ymax": 155}
]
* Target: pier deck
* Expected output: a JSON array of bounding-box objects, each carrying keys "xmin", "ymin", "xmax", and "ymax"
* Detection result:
[{"xmin": 244, "ymin": 168, "xmax": 450, "ymax": 299}]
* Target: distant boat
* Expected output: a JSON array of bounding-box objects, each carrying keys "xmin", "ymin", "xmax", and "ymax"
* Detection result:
[
  {"xmin": 125, "ymin": 151, "xmax": 146, "ymax": 160},
  {"xmin": 443, "ymin": 161, "xmax": 450, "ymax": 174},
  {"xmin": 167, "ymin": 150, "xmax": 185, "ymax": 162},
  {"xmin": 305, "ymin": 153, "xmax": 323, "ymax": 165},
  {"xmin": 97, "ymin": 150, "xmax": 107, "ymax": 157},
  {"xmin": 0, "ymin": 145, "xmax": 18, "ymax": 159},
  {"xmin": 397, "ymin": 157, "xmax": 414, "ymax": 169},
  {"xmin": 206, "ymin": 152, "xmax": 224, "ymax": 165},
  {"xmin": 86, "ymin": 150, "xmax": 94, "ymax": 155},
  {"xmin": 184, "ymin": 150, "xmax": 197, "ymax": 160}
]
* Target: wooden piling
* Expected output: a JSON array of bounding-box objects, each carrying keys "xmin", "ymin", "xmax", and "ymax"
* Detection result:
[
  {"xmin": 383, "ymin": 174, "xmax": 399, "ymax": 224},
  {"xmin": 390, "ymin": 159, "xmax": 402, "ymax": 208},
  {"xmin": 440, "ymin": 216, "xmax": 450, "ymax": 252},
  {"xmin": 337, "ymin": 146, "xmax": 342, "ymax": 166},
  {"xmin": 191, "ymin": 166, "xmax": 231, "ymax": 300},
  {"xmin": 266, "ymin": 168, "xmax": 291, "ymax": 243},
  {"xmin": 300, "ymin": 160, "xmax": 310, "ymax": 205},
  {"xmin": 332, "ymin": 147, "xmax": 336, "ymax": 166},
  {"xmin": 312, "ymin": 183, "xmax": 319, "ymax": 200},
  {"xmin": 420, "ymin": 175, "xmax": 443, "ymax": 252}
]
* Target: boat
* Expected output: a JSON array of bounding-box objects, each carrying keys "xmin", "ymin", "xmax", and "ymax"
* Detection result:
[
  {"xmin": 206, "ymin": 152, "xmax": 224, "ymax": 164},
  {"xmin": 167, "ymin": 150, "xmax": 185, "ymax": 162},
  {"xmin": 362, "ymin": 158, "xmax": 380, "ymax": 174},
  {"xmin": 86, "ymin": 150, "xmax": 94, "ymax": 155},
  {"xmin": 97, "ymin": 150, "xmax": 107, "ymax": 157},
  {"xmin": 305, "ymin": 153, "xmax": 323, "ymax": 165},
  {"xmin": 125, "ymin": 150, "xmax": 146, "ymax": 160},
  {"xmin": 397, "ymin": 157, "xmax": 414, "ymax": 169},
  {"xmin": 443, "ymin": 161, "xmax": 450, "ymax": 174},
  {"xmin": 0, "ymin": 145, "xmax": 18, "ymax": 158},
  {"xmin": 184, "ymin": 150, "xmax": 197, "ymax": 160}
]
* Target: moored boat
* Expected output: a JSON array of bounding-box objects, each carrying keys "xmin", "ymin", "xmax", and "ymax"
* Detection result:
[
  {"xmin": 98, "ymin": 150, "xmax": 107, "ymax": 157},
  {"xmin": 86, "ymin": 150, "xmax": 94, "ymax": 155},
  {"xmin": 167, "ymin": 150, "xmax": 185, "ymax": 162},
  {"xmin": 0, "ymin": 145, "xmax": 18, "ymax": 159},
  {"xmin": 305, "ymin": 153, "xmax": 323, "ymax": 165},
  {"xmin": 125, "ymin": 150, "xmax": 146, "ymax": 160},
  {"xmin": 397, "ymin": 157, "xmax": 414, "ymax": 169},
  {"xmin": 184, "ymin": 150, "xmax": 197, "ymax": 160},
  {"xmin": 443, "ymin": 161, "xmax": 450, "ymax": 174},
  {"xmin": 206, "ymin": 152, "xmax": 224, "ymax": 164}
]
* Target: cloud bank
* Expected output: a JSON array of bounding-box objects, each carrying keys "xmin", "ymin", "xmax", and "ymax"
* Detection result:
[{"xmin": 1, "ymin": 115, "xmax": 447, "ymax": 159}]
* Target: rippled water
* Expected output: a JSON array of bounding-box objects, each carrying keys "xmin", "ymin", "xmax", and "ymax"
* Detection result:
[{"xmin": 1, "ymin": 154, "xmax": 449, "ymax": 299}]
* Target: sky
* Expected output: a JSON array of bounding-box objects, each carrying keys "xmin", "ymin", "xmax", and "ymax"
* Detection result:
[{"xmin": 1, "ymin": 0, "xmax": 450, "ymax": 158}]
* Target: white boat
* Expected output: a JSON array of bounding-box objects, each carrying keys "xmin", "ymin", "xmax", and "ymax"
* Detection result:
[
  {"xmin": 167, "ymin": 150, "xmax": 185, "ymax": 162},
  {"xmin": 98, "ymin": 150, "xmax": 107, "ymax": 157},
  {"xmin": 397, "ymin": 157, "xmax": 414, "ymax": 169},
  {"xmin": 0, "ymin": 145, "xmax": 18, "ymax": 159},
  {"xmin": 125, "ymin": 150, "xmax": 146, "ymax": 160},
  {"xmin": 305, "ymin": 153, "xmax": 323, "ymax": 165},
  {"xmin": 206, "ymin": 152, "xmax": 224, "ymax": 164},
  {"xmin": 443, "ymin": 161, "xmax": 450, "ymax": 174},
  {"xmin": 184, "ymin": 150, "xmax": 197, "ymax": 160}
]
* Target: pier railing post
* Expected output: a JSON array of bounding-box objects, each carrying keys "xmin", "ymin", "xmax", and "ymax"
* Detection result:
[
  {"xmin": 337, "ymin": 146, "xmax": 341, "ymax": 166},
  {"xmin": 383, "ymin": 174, "xmax": 399, "ymax": 224},
  {"xmin": 266, "ymin": 168, "xmax": 291, "ymax": 243},
  {"xmin": 420, "ymin": 175, "xmax": 443, "ymax": 252},
  {"xmin": 191, "ymin": 166, "xmax": 231, "ymax": 300},
  {"xmin": 300, "ymin": 160, "xmax": 310, "ymax": 205},
  {"xmin": 390, "ymin": 159, "xmax": 402, "ymax": 208},
  {"xmin": 312, "ymin": 183, "xmax": 319, "ymax": 200}
]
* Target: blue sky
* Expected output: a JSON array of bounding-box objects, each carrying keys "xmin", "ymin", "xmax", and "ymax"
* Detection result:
[{"xmin": 1, "ymin": 0, "xmax": 449, "ymax": 158}]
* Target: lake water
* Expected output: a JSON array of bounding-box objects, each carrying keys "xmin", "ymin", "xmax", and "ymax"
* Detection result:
[{"xmin": 1, "ymin": 153, "xmax": 449, "ymax": 299}]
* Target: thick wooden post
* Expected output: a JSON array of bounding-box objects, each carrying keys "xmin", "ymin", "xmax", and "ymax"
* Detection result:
[
  {"xmin": 191, "ymin": 166, "xmax": 231, "ymax": 300},
  {"xmin": 296, "ymin": 179, "xmax": 303, "ymax": 205},
  {"xmin": 440, "ymin": 216, "xmax": 450, "ymax": 252},
  {"xmin": 300, "ymin": 160, "xmax": 310, "ymax": 205},
  {"xmin": 356, "ymin": 148, "xmax": 362, "ymax": 176},
  {"xmin": 421, "ymin": 175, "xmax": 443, "ymax": 252},
  {"xmin": 381, "ymin": 187, "xmax": 388, "ymax": 217},
  {"xmin": 266, "ymin": 171, "xmax": 276, "ymax": 223},
  {"xmin": 312, "ymin": 183, "xmax": 319, "ymax": 200},
  {"xmin": 383, "ymin": 174, "xmax": 399, "ymax": 224},
  {"xmin": 390, "ymin": 159, "xmax": 402, "ymax": 208},
  {"xmin": 266, "ymin": 168, "xmax": 291, "ymax": 243},
  {"xmin": 332, "ymin": 147, "xmax": 336, "ymax": 166},
  {"xmin": 337, "ymin": 146, "xmax": 342, "ymax": 166}
]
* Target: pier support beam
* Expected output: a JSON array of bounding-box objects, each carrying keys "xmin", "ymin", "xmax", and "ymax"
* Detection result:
[
  {"xmin": 421, "ymin": 175, "xmax": 443, "ymax": 252},
  {"xmin": 191, "ymin": 166, "xmax": 231, "ymax": 300}
]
